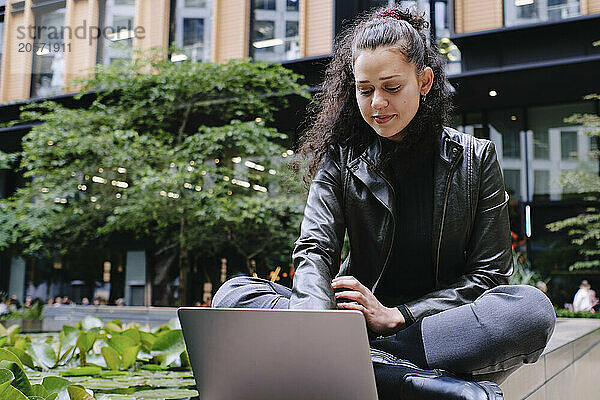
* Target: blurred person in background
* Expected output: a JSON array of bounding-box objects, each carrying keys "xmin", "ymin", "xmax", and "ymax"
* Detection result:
[
  {"xmin": 0, "ymin": 297, "xmax": 7, "ymax": 315},
  {"xmin": 573, "ymin": 280, "xmax": 595, "ymax": 312}
]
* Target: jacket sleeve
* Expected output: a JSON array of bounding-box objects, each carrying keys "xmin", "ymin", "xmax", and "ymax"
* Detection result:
[
  {"xmin": 403, "ymin": 141, "xmax": 513, "ymax": 323},
  {"xmin": 289, "ymin": 149, "xmax": 346, "ymax": 309}
]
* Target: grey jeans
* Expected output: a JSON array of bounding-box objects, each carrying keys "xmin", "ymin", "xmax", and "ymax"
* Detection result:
[{"xmin": 212, "ymin": 276, "xmax": 555, "ymax": 383}]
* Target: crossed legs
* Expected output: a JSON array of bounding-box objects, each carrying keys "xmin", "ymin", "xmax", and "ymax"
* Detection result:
[{"xmin": 212, "ymin": 277, "xmax": 555, "ymax": 384}]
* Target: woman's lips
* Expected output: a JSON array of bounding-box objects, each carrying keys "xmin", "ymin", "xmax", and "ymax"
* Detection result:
[{"xmin": 373, "ymin": 115, "xmax": 394, "ymax": 124}]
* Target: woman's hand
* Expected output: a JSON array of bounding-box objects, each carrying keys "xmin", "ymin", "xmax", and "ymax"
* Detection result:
[{"xmin": 332, "ymin": 276, "xmax": 405, "ymax": 336}]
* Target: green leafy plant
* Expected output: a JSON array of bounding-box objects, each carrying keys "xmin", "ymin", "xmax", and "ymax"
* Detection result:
[
  {"xmin": 0, "ymin": 317, "xmax": 200, "ymax": 399},
  {"xmin": 509, "ymin": 249, "xmax": 546, "ymax": 286},
  {"xmin": 0, "ymin": 303, "xmax": 44, "ymax": 321},
  {"xmin": 554, "ymin": 308, "xmax": 600, "ymax": 319},
  {"xmin": 0, "ymin": 47, "xmax": 308, "ymax": 305}
]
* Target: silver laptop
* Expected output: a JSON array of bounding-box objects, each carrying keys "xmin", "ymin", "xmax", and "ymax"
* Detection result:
[{"xmin": 178, "ymin": 308, "xmax": 378, "ymax": 400}]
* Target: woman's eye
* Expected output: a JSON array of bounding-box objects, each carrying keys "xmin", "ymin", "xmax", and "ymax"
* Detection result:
[
  {"xmin": 386, "ymin": 85, "xmax": 401, "ymax": 92},
  {"xmin": 358, "ymin": 88, "xmax": 373, "ymax": 96}
]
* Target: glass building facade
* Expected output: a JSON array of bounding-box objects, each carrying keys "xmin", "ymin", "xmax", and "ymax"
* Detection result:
[
  {"xmin": 172, "ymin": 0, "xmax": 212, "ymax": 62},
  {"xmin": 452, "ymin": 101, "xmax": 598, "ymax": 202},
  {"xmin": 504, "ymin": 0, "xmax": 581, "ymax": 27},
  {"xmin": 98, "ymin": 0, "xmax": 136, "ymax": 65},
  {"xmin": 251, "ymin": 0, "xmax": 300, "ymax": 62},
  {"xmin": 30, "ymin": 4, "xmax": 67, "ymax": 98}
]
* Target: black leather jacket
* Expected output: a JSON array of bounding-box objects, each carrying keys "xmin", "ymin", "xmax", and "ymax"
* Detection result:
[{"xmin": 289, "ymin": 128, "xmax": 513, "ymax": 323}]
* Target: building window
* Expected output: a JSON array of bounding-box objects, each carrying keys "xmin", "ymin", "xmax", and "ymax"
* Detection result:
[
  {"xmin": 256, "ymin": 0, "xmax": 276, "ymax": 10},
  {"xmin": 254, "ymin": 20, "xmax": 275, "ymax": 52},
  {"xmin": 285, "ymin": 21, "xmax": 298, "ymax": 53},
  {"xmin": 504, "ymin": 0, "xmax": 581, "ymax": 27},
  {"xmin": 185, "ymin": 0, "xmax": 207, "ymax": 6},
  {"xmin": 533, "ymin": 169, "xmax": 550, "ymax": 198},
  {"xmin": 251, "ymin": 0, "xmax": 300, "ymax": 62},
  {"xmin": 488, "ymin": 108, "xmax": 523, "ymax": 160},
  {"xmin": 286, "ymin": 0, "xmax": 299, "ymax": 11},
  {"xmin": 503, "ymin": 169, "xmax": 521, "ymax": 200},
  {"xmin": 528, "ymin": 102, "xmax": 597, "ymax": 199},
  {"xmin": 560, "ymin": 130, "xmax": 578, "ymax": 160},
  {"xmin": 462, "ymin": 112, "xmax": 485, "ymax": 138},
  {"xmin": 98, "ymin": 0, "xmax": 136, "ymax": 65},
  {"xmin": 31, "ymin": 5, "xmax": 66, "ymax": 98},
  {"xmin": 172, "ymin": 0, "xmax": 212, "ymax": 62}
]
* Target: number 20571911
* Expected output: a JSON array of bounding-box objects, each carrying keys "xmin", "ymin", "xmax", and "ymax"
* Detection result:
[{"xmin": 18, "ymin": 42, "xmax": 71, "ymax": 53}]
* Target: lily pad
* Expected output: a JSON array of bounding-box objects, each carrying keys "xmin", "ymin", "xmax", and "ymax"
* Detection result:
[
  {"xmin": 26, "ymin": 342, "xmax": 57, "ymax": 370},
  {"xmin": 122, "ymin": 329, "xmax": 141, "ymax": 345},
  {"xmin": 67, "ymin": 384, "xmax": 95, "ymax": 400},
  {"xmin": 108, "ymin": 334, "xmax": 137, "ymax": 354},
  {"xmin": 0, "ymin": 348, "xmax": 24, "ymax": 369},
  {"xmin": 76, "ymin": 332, "xmax": 98, "ymax": 354},
  {"xmin": 42, "ymin": 376, "xmax": 72, "ymax": 394},
  {"xmin": 60, "ymin": 366, "xmax": 102, "ymax": 377},
  {"xmin": 0, "ymin": 360, "xmax": 33, "ymax": 397},
  {"xmin": 0, "ymin": 380, "xmax": 28, "ymax": 400},
  {"xmin": 59, "ymin": 326, "xmax": 79, "ymax": 358},
  {"xmin": 140, "ymin": 364, "xmax": 165, "ymax": 371},
  {"xmin": 104, "ymin": 320, "xmax": 123, "ymax": 334},
  {"xmin": 99, "ymin": 371, "xmax": 129, "ymax": 377},
  {"xmin": 130, "ymin": 388, "xmax": 199, "ymax": 399},
  {"xmin": 30, "ymin": 383, "xmax": 49, "ymax": 398},
  {"xmin": 152, "ymin": 330, "xmax": 185, "ymax": 367},
  {"xmin": 0, "ymin": 368, "xmax": 14, "ymax": 384},
  {"xmin": 72, "ymin": 378, "xmax": 129, "ymax": 390},
  {"xmin": 138, "ymin": 332, "xmax": 156, "ymax": 353},
  {"xmin": 7, "ymin": 346, "xmax": 35, "ymax": 369},
  {"xmin": 121, "ymin": 346, "xmax": 140, "ymax": 370},
  {"xmin": 79, "ymin": 316, "xmax": 104, "ymax": 331},
  {"xmin": 101, "ymin": 346, "xmax": 121, "ymax": 371}
]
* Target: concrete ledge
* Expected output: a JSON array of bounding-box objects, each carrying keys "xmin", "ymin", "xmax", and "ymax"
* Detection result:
[
  {"xmin": 500, "ymin": 318, "xmax": 600, "ymax": 400},
  {"xmin": 42, "ymin": 305, "xmax": 179, "ymax": 332}
]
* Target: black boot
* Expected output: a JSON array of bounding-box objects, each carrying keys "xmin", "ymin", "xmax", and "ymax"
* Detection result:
[{"xmin": 371, "ymin": 349, "xmax": 504, "ymax": 400}]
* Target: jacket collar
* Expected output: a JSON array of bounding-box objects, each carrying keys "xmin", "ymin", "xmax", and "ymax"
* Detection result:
[
  {"xmin": 350, "ymin": 128, "xmax": 463, "ymax": 168},
  {"xmin": 347, "ymin": 129, "xmax": 463, "ymax": 201}
]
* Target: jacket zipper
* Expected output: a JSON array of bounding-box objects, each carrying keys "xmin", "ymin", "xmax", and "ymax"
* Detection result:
[
  {"xmin": 359, "ymin": 156, "xmax": 396, "ymax": 294},
  {"xmin": 434, "ymin": 152, "xmax": 462, "ymax": 286}
]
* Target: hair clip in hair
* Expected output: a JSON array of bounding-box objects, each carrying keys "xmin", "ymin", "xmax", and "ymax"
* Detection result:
[{"xmin": 377, "ymin": 9, "xmax": 403, "ymax": 21}]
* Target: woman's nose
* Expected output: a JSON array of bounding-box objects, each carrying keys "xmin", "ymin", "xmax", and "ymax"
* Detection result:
[{"xmin": 371, "ymin": 90, "xmax": 388, "ymax": 109}]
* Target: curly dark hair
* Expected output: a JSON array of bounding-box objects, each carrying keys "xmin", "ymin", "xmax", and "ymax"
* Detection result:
[{"xmin": 294, "ymin": 6, "xmax": 453, "ymax": 185}]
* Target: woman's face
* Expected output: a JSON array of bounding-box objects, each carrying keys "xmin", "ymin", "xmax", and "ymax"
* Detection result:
[{"xmin": 354, "ymin": 47, "xmax": 433, "ymax": 142}]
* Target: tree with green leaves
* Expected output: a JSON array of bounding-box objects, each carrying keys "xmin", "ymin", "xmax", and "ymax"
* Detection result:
[
  {"xmin": 546, "ymin": 94, "xmax": 600, "ymax": 271},
  {"xmin": 0, "ymin": 48, "xmax": 309, "ymax": 305}
]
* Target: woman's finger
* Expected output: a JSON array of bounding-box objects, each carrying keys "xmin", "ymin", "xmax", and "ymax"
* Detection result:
[
  {"xmin": 335, "ymin": 290, "xmax": 366, "ymax": 304},
  {"xmin": 332, "ymin": 276, "xmax": 365, "ymax": 292},
  {"xmin": 336, "ymin": 301, "xmax": 366, "ymax": 313}
]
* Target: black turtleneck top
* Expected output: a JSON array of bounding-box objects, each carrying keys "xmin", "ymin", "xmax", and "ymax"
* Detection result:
[{"xmin": 376, "ymin": 150, "xmax": 436, "ymax": 320}]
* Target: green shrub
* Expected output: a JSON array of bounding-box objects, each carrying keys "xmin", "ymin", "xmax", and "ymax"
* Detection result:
[{"xmin": 555, "ymin": 308, "xmax": 600, "ymax": 319}]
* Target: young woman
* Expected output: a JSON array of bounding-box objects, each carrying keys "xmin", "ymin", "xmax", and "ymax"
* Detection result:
[{"xmin": 214, "ymin": 7, "xmax": 555, "ymax": 400}]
